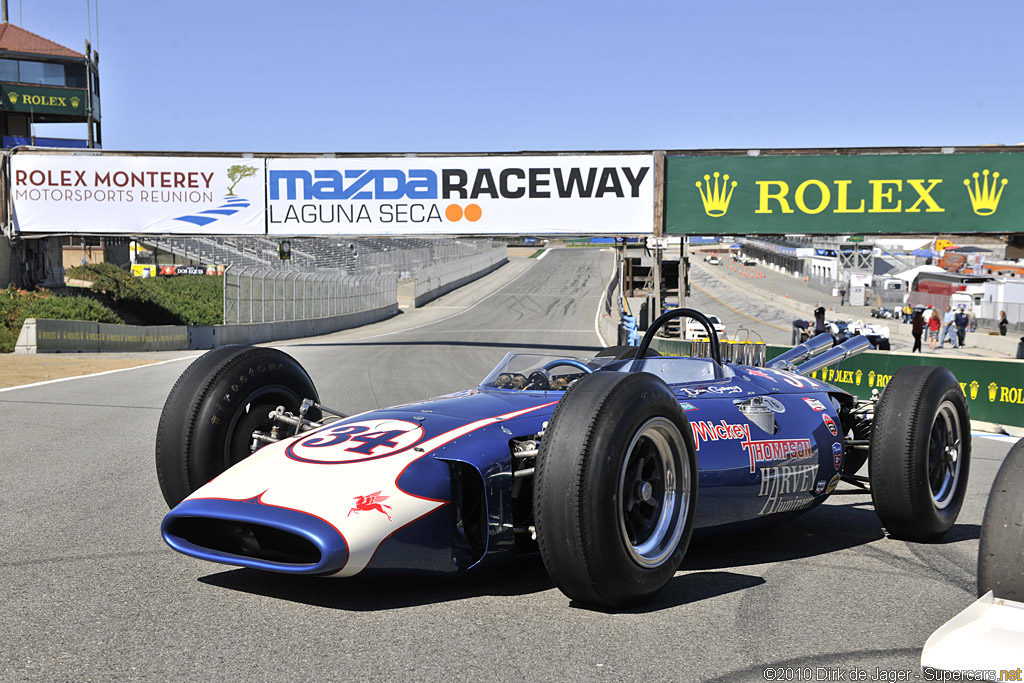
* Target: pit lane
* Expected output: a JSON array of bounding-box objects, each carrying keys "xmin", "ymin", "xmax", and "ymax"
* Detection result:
[{"xmin": 0, "ymin": 247, "xmax": 1013, "ymax": 682}]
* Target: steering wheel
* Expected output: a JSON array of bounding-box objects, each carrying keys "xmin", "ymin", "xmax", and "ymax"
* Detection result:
[{"xmin": 541, "ymin": 359, "xmax": 594, "ymax": 374}]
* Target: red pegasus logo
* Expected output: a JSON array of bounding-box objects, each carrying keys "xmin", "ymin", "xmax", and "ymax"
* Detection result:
[{"xmin": 348, "ymin": 491, "xmax": 392, "ymax": 520}]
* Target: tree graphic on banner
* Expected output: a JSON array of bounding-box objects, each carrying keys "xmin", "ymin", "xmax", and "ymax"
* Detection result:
[{"xmin": 226, "ymin": 165, "xmax": 258, "ymax": 196}]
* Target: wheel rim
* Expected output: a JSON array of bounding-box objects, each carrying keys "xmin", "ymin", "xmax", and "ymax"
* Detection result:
[
  {"xmin": 616, "ymin": 417, "xmax": 690, "ymax": 568},
  {"xmin": 927, "ymin": 400, "xmax": 962, "ymax": 509}
]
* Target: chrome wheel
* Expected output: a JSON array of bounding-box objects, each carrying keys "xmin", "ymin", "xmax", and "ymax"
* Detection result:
[
  {"xmin": 617, "ymin": 417, "xmax": 690, "ymax": 568},
  {"xmin": 928, "ymin": 400, "xmax": 962, "ymax": 509}
]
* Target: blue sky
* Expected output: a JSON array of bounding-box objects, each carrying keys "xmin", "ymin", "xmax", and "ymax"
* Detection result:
[{"xmin": 18, "ymin": 0, "xmax": 1024, "ymax": 153}]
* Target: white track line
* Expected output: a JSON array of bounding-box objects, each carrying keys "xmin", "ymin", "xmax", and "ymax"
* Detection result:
[
  {"xmin": 0, "ymin": 354, "xmax": 201, "ymax": 393},
  {"xmin": 594, "ymin": 250, "xmax": 616, "ymax": 347}
]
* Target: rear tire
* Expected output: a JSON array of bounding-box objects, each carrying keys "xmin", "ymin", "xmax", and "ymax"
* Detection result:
[
  {"xmin": 977, "ymin": 438, "xmax": 1024, "ymax": 600},
  {"xmin": 155, "ymin": 345, "xmax": 320, "ymax": 509},
  {"xmin": 533, "ymin": 371, "xmax": 697, "ymax": 609},
  {"xmin": 869, "ymin": 365, "xmax": 970, "ymax": 541}
]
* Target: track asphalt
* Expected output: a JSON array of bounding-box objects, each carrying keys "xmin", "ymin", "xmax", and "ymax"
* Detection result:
[{"xmin": 0, "ymin": 248, "xmax": 1014, "ymax": 682}]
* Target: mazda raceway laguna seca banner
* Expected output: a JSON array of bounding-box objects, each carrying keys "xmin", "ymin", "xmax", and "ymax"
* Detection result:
[{"xmin": 10, "ymin": 154, "xmax": 656, "ymax": 236}]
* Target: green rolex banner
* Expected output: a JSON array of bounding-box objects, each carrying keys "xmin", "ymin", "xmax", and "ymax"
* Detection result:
[
  {"xmin": 0, "ymin": 84, "xmax": 87, "ymax": 116},
  {"xmin": 665, "ymin": 153, "xmax": 1024, "ymax": 235}
]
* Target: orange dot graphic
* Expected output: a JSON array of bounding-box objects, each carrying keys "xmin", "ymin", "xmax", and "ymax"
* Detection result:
[
  {"xmin": 445, "ymin": 204, "xmax": 463, "ymax": 221},
  {"xmin": 464, "ymin": 204, "xmax": 482, "ymax": 222}
]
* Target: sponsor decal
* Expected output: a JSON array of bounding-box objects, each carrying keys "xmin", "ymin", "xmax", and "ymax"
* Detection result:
[
  {"xmin": 825, "ymin": 473, "xmax": 841, "ymax": 494},
  {"xmin": 706, "ymin": 384, "xmax": 743, "ymax": 395},
  {"xmin": 747, "ymin": 368, "xmax": 777, "ymax": 382},
  {"xmin": 832, "ymin": 441, "xmax": 843, "ymax": 469},
  {"xmin": 762, "ymin": 396, "xmax": 786, "ymax": 413},
  {"xmin": 815, "ymin": 479, "xmax": 826, "ymax": 495},
  {"xmin": 691, "ymin": 420, "xmax": 749, "ymax": 450},
  {"xmin": 348, "ymin": 491, "xmax": 392, "ymax": 520},
  {"xmin": 822, "ymin": 414, "xmax": 838, "ymax": 436},
  {"xmin": 679, "ymin": 401, "xmax": 698, "ymax": 411},
  {"xmin": 680, "ymin": 387, "xmax": 706, "ymax": 398},
  {"xmin": 758, "ymin": 463, "xmax": 819, "ymax": 515},
  {"xmin": 742, "ymin": 436, "xmax": 814, "ymax": 474},
  {"xmin": 286, "ymin": 419, "xmax": 424, "ymax": 464},
  {"xmin": 802, "ymin": 397, "xmax": 827, "ymax": 412}
]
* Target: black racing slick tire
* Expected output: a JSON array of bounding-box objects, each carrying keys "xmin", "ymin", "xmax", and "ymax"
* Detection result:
[
  {"xmin": 155, "ymin": 345, "xmax": 320, "ymax": 509},
  {"xmin": 869, "ymin": 365, "xmax": 970, "ymax": 542},
  {"xmin": 977, "ymin": 438, "xmax": 1024, "ymax": 600},
  {"xmin": 533, "ymin": 371, "xmax": 697, "ymax": 609}
]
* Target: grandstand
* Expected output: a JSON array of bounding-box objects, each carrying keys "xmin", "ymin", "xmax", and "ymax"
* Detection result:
[{"xmin": 138, "ymin": 236, "xmax": 498, "ymax": 278}]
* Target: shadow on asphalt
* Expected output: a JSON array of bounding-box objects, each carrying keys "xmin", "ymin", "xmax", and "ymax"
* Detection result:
[
  {"xmin": 196, "ymin": 500, "xmax": 979, "ymax": 611},
  {"xmin": 684, "ymin": 499, "xmax": 980, "ymax": 572}
]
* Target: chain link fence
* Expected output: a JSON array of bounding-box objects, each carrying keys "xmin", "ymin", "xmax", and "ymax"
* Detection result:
[{"xmin": 223, "ymin": 268, "xmax": 397, "ymax": 325}]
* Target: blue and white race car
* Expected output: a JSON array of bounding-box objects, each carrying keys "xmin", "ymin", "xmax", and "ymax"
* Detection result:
[{"xmin": 157, "ymin": 309, "xmax": 970, "ymax": 609}]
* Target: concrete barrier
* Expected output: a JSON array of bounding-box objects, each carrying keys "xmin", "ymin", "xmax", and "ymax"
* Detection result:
[{"xmin": 14, "ymin": 304, "xmax": 398, "ymax": 354}]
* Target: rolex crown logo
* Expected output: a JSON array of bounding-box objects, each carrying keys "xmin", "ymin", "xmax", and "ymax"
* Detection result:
[
  {"xmin": 964, "ymin": 169, "xmax": 1008, "ymax": 216},
  {"xmin": 988, "ymin": 382, "xmax": 998, "ymax": 402},
  {"xmin": 855, "ymin": 369, "xmax": 863, "ymax": 386},
  {"xmin": 70, "ymin": 96, "xmax": 80, "ymax": 108},
  {"xmin": 868, "ymin": 370, "xmax": 876, "ymax": 388},
  {"xmin": 696, "ymin": 172, "xmax": 737, "ymax": 217},
  {"xmin": 969, "ymin": 380, "xmax": 979, "ymax": 401},
  {"xmin": 6, "ymin": 91, "xmax": 17, "ymax": 104}
]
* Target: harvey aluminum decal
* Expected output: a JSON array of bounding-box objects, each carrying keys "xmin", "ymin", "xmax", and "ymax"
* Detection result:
[
  {"xmin": 265, "ymin": 155, "xmax": 654, "ymax": 236},
  {"xmin": 11, "ymin": 154, "xmax": 266, "ymax": 235},
  {"xmin": 758, "ymin": 463, "xmax": 819, "ymax": 515}
]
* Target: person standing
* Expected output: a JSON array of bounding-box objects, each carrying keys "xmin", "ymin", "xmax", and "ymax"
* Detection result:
[
  {"xmin": 955, "ymin": 306, "xmax": 969, "ymax": 347},
  {"xmin": 839, "ymin": 286, "xmax": 847, "ymax": 306},
  {"xmin": 911, "ymin": 310, "xmax": 925, "ymax": 353},
  {"xmin": 928, "ymin": 309, "xmax": 941, "ymax": 350},
  {"xmin": 939, "ymin": 305, "xmax": 958, "ymax": 349},
  {"xmin": 1000, "ymin": 310, "xmax": 1009, "ymax": 336},
  {"xmin": 903, "ymin": 303, "xmax": 912, "ymax": 323}
]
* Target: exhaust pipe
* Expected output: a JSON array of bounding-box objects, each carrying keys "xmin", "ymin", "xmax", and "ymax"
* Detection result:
[
  {"xmin": 792, "ymin": 335, "xmax": 871, "ymax": 377},
  {"xmin": 766, "ymin": 332, "xmax": 834, "ymax": 371}
]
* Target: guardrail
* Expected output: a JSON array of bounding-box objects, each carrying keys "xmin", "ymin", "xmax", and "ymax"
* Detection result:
[
  {"xmin": 412, "ymin": 246, "xmax": 507, "ymax": 308},
  {"xmin": 224, "ymin": 268, "xmax": 397, "ymax": 325}
]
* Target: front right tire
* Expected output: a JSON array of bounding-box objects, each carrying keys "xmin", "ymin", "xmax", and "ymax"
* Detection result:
[{"xmin": 533, "ymin": 371, "xmax": 697, "ymax": 609}]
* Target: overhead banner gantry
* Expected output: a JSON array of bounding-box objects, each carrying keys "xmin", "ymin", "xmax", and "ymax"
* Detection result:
[{"xmin": 6, "ymin": 151, "xmax": 656, "ymax": 236}]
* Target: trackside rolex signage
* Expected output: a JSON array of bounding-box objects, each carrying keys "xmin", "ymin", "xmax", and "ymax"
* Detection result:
[
  {"xmin": 265, "ymin": 155, "xmax": 654, "ymax": 235},
  {"xmin": 1, "ymin": 85, "xmax": 87, "ymax": 116},
  {"xmin": 665, "ymin": 154, "xmax": 1024, "ymax": 234}
]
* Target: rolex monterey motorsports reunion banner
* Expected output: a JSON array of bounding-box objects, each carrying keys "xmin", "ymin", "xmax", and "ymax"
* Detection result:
[
  {"xmin": 11, "ymin": 154, "xmax": 655, "ymax": 236},
  {"xmin": 11, "ymin": 155, "xmax": 266, "ymax": 234}
]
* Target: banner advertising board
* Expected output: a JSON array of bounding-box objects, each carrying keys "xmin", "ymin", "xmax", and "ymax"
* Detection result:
[
  {"xmin": 11, "ymin": 154, "xmax": 266, "ymax": 235},
  {"xmin": 666, "ymin": 153, "xmax": 1024, "ymax": 235},
  {"xmin": 1, "ymin": 85, "xmax": 88, "ymax": 116},
  {"xmin": 264, "ymin": 155, "xmax": 654, "ymax": 236}
]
